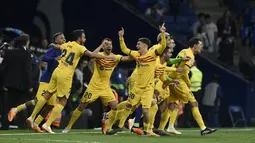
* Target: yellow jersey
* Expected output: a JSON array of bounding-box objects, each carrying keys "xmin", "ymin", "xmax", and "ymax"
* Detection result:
[
  {"xmin": 171, "ymin": 48, "xmax": 195, "ymax": 85},
  {"xmin": 130, "ymin": 44, "xmax": 162, "ymax": 88},
  {"xmin": 58, "ymin": 41, "xmax": 87, "ymax": 74},
  {"xmin": 88, "ymin": 52, "xmax": 122, "ymax": 90}
]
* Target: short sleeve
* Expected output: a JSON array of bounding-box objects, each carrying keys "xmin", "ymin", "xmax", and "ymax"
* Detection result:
[
  {"xmin": 80, "ymin": 45, "xmax": 87, "ymax": 56},
  {"xmin": 115, "ymin": 54, "xmax": 122, "ymax": 62},
  {"xmin": 59, "ymin": 43, "xmax": 67, "ymax": 51}
]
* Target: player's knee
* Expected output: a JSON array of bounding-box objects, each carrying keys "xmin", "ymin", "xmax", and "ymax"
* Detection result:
[
  {"xmin": 151, "ymin": 101, "xmax": 157, "ymax": 107},
  {"xmin": 125, "ymin": 103, "xmax": 133, "ymax": 109},
  {"xmin": 142, "ymin": 108, "xmax": 149, "ymax": 114},
  {"xmin": 190, "ymin": 101, "xmax": 198, "ymax": 107},
  {"xmin": 78, "ymin": 103, "xmax": 87, "ymax": 111},
  {"xmin": 108, "ymin": 101, "xmax": 118, "ymax": 110},
  {"xmin": 168, "ymin": 103, "xmax": 175, "ymax": 111}
]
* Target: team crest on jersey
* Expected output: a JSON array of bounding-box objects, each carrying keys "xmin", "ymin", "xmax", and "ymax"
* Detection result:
[{"xmin": 100, "ymin": 65, "xmax": 104, "ymax": 70}]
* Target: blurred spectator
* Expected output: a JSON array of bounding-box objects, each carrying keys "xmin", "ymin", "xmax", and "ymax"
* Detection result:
[
  {"xmin": 192, "ymin": 13, "xmax": 206, "ymax": 36},
  {"xmin": 111, "ymin": 67, "xmax": 127, "ymax": 102},
  {"xmin": 0, "ymin": 34, "xmax": 33, "ymax": 130},
  {"xmin": 196, "ymin": 26, "xmax": 209, "ymax": 50},
  {"xmin": 205, "ymin": 14, "xmax": 218, "ymax": 53},
  {"xmin": 75, "ymin": 60, "xmax": 88, "ymax": 94},
  {"xmin": 202, "ymin": 74, "xmax": 222, "ymax": 127},
  {"xmin": 144, "ymin": 0, "xmax": 169, "ymax": 23},
  {"xmin": 217, "ymin": 10, "xmax": 236, "ymax": 65},
  {"xmin": 29, "ymin": 38, "xmax": 48, "ymax": 57}
]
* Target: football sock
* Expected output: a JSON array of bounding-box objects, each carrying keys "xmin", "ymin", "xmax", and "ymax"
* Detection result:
[
  {"xmin": 192, "ymin": 107, "xmax": 206, "ymax": 130},
  {"xmin": 66, "ymin": 108, "xmax": 82, "ymax": 129},
  {"xmin": 45, "ymin": 104, "xmax": 64, "ymax": 126}
]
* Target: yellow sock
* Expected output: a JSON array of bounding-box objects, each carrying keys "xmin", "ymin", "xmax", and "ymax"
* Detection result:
[
  {"xmin": 118, "ymin": 107, "xmax": 131, "ymax": 128},
  {"xmin": 34, "ymin": 115, "xmax": 44, "ymax": 126},
  {"xmin": 158, "ymin": 108, "xmax": 171, "ymax": 130},
  {"xmin": 16, "ymin": 104, "xmax": 27, "ymax": 112},
  {"xmin": 31, "ymin": 97, "xmax": 47, "ymax": 120},
  {"xmin": 106, "ymin": 110, "xmax": 117, "ymax": 130},
  {"xmin": 143, "ymin": 123, "xmax": 149, "ymax": 132},
  {"xmin": 45, "ymin": 104, "xmax": 64, "ymax": 126},
  {"xmin": 192, "ymin": 107, "xmax": 206, "ymax": 130},
  {"xmin": 148, "ymin": 104, "xmax": 158, "ymax": 131},
  {"xmin": 169, "ymin": 108, "xmax": 178, "ymax": 127},
  {"xmin": 66, "ymin": 108, "xmax": 82, "ymax": 129}
]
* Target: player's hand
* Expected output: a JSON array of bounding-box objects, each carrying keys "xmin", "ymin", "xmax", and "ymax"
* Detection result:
[
  {"xmin": 162, "ymin": 80, "xmax": 171, "ymax": 89},
  {"xmin": 170, "ymin": 80, "xmax": 180, "ymax": 88},
  {"xmin": 28, "ymin": 88, "xmax": 33, "ymax": 93},
  {"xmin": 55, "ymin": 56, "xmax": 62, "ymax": 61},
  {"xmin": 118, "ymin": 27, "xmax": 124, "ymax": 37},
  {"xmin": 182, "ymin": 56, "xmax": 191, "ymax": 61},
  {"xmin": 159, "ymin": 23, "xmax": 166, "ymax": 33},
  {"xmin": 154, "ymin": 89, "xmax": 160, "ymax": 97},
  {"xmin": 48, "ymin": 43, "xmax": 60, "ymax": 49},
  {"xmin": 176, "ymin": 68, "xmax": 186, "ymax": 73}
]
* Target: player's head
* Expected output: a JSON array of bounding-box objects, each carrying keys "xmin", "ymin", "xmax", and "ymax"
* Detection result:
[
  {"xmin": 53, "ymin": 32, "xmax": 66, "ymax": 45},
  {"xmin": 198, "ymin": 13, "xmax": 205, "ymax": 24},
  {"xmin": 160, "ymin": 47, "xmax": 172, "ymax": 60},
  {"xmin": 136, "ymin": 37, "xmax": 151, "ymax": 53},
  {"xmin": 72, "ymin": 29, "xmax": 86, "ymax": 45},
  {"xmin": 15, "ymin": 34, "xmax": 30, "ymax": 48},
  {"xmin": 189, "ymin": 37, "xmax": 203, "ymax": 54},
  {"xmin": 102, "ymin": 38, "xmax": 113, "ymax": 55},
  {"xmin": 157, "ymin": 32, "xmax": 170, "ymax": 43}
]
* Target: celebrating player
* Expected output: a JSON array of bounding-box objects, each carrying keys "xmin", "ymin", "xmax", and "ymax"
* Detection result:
[{"xmin": 62, "ymin": 38, "xmax": 134, "ymax": 134}]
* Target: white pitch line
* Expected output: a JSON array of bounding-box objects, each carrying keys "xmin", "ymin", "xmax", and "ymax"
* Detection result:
[
  {"xmin": 0, "ymin": 128, "xmax": 254, "ymax": 136},
  {"xmin": 0, "ymin": 137, "xmax": 103, "ymax": 143}
]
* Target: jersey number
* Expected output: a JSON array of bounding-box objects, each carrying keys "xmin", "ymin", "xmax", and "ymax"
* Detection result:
[
  {"xmin": 61, "ymin": 49, "xmax": 75, "ymax": 65},
  {"xmin": 84, "ymin": 92, "xmax": 92, "ymax": 99}
]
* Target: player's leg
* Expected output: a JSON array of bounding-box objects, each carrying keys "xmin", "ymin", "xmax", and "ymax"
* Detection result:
[
  {"xmin": 148, "ymin": 101, "xmax": 158, "ymax": 133},
  {"xmin": 140, "ymin": 86, "xmax": 157, "ymax": 136},
  {"xmin": 186, "ymin": 90, "xmax": 217, "ymax": 135},
  {"xmin": 63, "ymin": 89, "xmax": 98, "ymax": 133},
  {"xmin": 42, "ymin": 95, "xmax": 67, "ymax": 133},
  {"xmin": 8, "ymin": 99, "xmax": 37, "ymax": 122},
  {"xmin": 33, "ymin": 104, "xmax": 53, "ymax": 133},
  {"xmin": 27, "ymin": 81, "xmax": 56, "ymax": 128},
  {"xmin": 166, "ymin": 102, "xmax": 181, "ymax": 135},
  {"xmin": 42, "ymin": 72, "xmax": 72, "ymax": 134}
]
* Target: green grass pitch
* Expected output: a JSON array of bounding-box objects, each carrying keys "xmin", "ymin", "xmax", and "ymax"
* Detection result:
[{"xmin": 0, "ymin": 128, "xmax": 255, "ymax": 143}]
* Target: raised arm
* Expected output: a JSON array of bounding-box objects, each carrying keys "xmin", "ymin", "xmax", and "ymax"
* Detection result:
[
  {"xmin": 155, "ymin": 23, "xmax": 167, "ymax": 55},
  {"xmin": 41, "ymin": 47, "xmax": 57, "ymax": 63},
  {"xmin": 119, "ymin": 28, "xmax": 139, "ymax": 58}
]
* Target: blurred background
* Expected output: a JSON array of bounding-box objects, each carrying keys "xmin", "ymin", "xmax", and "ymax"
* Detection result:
[{"xmin": 0, "ymin": 0, "xmax": 255, "ymax": 129}]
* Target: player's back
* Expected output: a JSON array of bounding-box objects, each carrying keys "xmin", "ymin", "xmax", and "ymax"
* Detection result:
[
  {"xmin": 58, "ymin": 41, "xmax": 86, "ymax": 74},
  {"xmin": 88, "ymin": 52, "xmax": 121, "ymax": 89}
]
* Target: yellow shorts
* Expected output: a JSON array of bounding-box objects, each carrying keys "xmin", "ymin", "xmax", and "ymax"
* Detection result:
[
  {"xmin": 167, "ymin": 81, "xmax": 196, "ymax": 104},
  {"xmin": 36, "ymin": 82, "xmax": 56, "ymax": 106},
  {"xmin": 129, "ymin": 85, "xmax": 154, "ymax": 108},
  {"xmin": 155, "ymin": 81, "xmax": 170, "ymax": 104},
  {"xmin": 47, "ymin": 68, "xmax": 72, "ymax": 99},
  {"xmin": 81, "ymin": 87, "xmax": 116, "ymax": 105}
]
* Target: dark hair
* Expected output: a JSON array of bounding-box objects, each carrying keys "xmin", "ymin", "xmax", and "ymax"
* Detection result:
[
  {"xmin": 53, "ymin": 32, "xmax": 63, "ymax": 41},
  {"xmin": 188, "ymin": 37, "xmax": 201, "ymax": 48},
  {"xmin": 72, "ymin": 29, "xmax": 84, "ymax": 41},
  {"xmin": 198, "ymin": 13, "xmax": 205, "ymax": 18},
  {"xmin": 138, "ymin": 37, "xmax": 151, "ymax": 47},
  {"xmin": 205, "ymin": 14, "xmax": 211, "ymax": 19},
  {"xmin": 15, "ymin": 34, "xmax": 30, "ymax": 47},
  {"xmin": 102, "ymin": 38, "xmax": 112, "ymax": 42}
]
